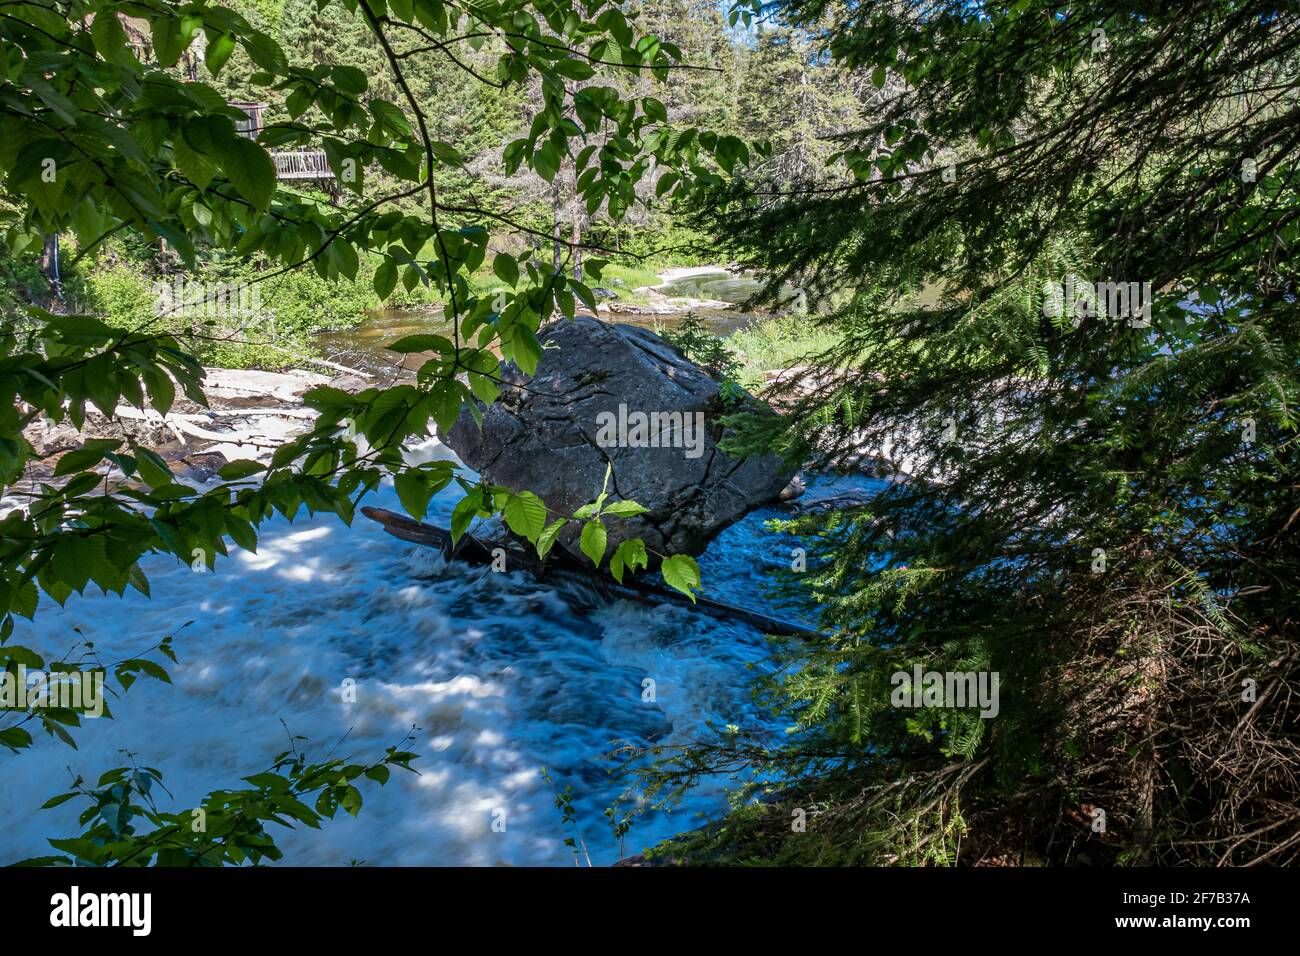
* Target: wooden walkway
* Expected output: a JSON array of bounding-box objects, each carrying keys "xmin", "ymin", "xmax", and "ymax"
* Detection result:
[{"xmin": 273, "ymin": 149, "xmax": 334, "ymax": 180}]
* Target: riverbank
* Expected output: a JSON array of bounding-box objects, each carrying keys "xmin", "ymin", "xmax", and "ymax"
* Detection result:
[
  {"xmin": 598, "ymin": 264, "xmax": 743, "ymax": 315},
  {"xmin": 21, "ymin": 366, "xmax": 348, "ymax": 493}
]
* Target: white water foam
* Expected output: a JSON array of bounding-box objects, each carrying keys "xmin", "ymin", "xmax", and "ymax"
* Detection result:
[{"xmin": 1, "ymin": 444, "xmax": 851, "ymax": 866}]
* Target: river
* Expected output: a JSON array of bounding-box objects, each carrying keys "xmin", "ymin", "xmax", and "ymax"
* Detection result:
[
  {"xmin": 1, "ymin": 443, "xmax": 879, "ymax": 866},
  {"xmin": 314, "ymin": 267, "xmax": 801, "ymax": 378}
]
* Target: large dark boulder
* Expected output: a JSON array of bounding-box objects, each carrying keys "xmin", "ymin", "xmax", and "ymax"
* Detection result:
[{"xmin": 444, "ymin": 314, "xmax": 794, "ymax": 565}]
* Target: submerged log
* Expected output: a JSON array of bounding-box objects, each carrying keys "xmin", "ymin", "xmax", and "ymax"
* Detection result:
[{"xmin": 360, "ymin": 506, "xmax": 819, "ymax": 639}]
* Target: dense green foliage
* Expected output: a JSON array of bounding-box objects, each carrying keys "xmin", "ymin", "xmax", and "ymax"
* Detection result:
[
  {"xmin": 631, "ymin": 0, "xmax": 1300, "ymax": 866},
  {"xmin": 659, "ymin": 311, "xmax": 741, "ymax": 379},
  {"xmin": 8, "ymin": 0, "xmax": 1293, "ymax": 871},
  {"xmin": 0, "ymin": 0, "xmax": 759, "ymax": 862},
  {"xmin": 18, "ymin": 735, "xmax": 419, "ymax": 866}
]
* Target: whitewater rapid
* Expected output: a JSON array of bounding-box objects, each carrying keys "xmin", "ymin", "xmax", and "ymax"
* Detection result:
[{"xmin": 1, "ymin": 441, "xmax": 852, "ymax": 866}]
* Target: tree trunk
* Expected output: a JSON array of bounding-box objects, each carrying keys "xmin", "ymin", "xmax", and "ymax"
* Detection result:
[
  {"xmin": 39, "ymin": 233, "xmax": 61, "ymax": 301},
  {"xmin": 572, "ymin": 216, "xmax": 583, "ymax": 283},
  {"xmin": 551, "ymin": 178, "xmax": 563, "ymax": 273},
  {"xmin": 570, "ymin": 157, "xmax": 584, "ymax": 282}
]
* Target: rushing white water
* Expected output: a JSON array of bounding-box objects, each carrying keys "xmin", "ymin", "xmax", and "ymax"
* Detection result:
[{"xmin": 1, "ymin": 442, "xmax": 871, "ymax": 866}]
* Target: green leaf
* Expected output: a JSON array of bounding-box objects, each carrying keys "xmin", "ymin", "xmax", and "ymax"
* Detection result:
[
  {"xmin": 243, "ymin": 29, "xmax": 288, "ymax": 73},
  {"xmin": 387, "ymin": 334, "xmax": 454, "ymax": 354},
  {"xmin": 10, "ymin": 580, "xmax": 39, "ymax": 620},
  {"xmin": 151, "ymin": 16, "xmax": 184, "ymax": 66},
  {"xmin": 0, "ymin": 726, "xmax": 33, "ymax": 751},
  {"xmin": 468, "ymin": 370, "xmax": 499, "ymax": 404},
  {"xmin": 511, "ymin": 326, "xmax": 543, "ymax": 376},
  {"xmin": 218, "ymin": 459, "xmax": 267, "ymax": 481},
  {"xmin": 609, "ymin": 538, "xmax": 648, "ymax": 583},
  {"xmin": 430, "ymin": 141, "xmax": 464, "ymax": 165},
  {"xmin": 534, "ymin": 140, "xmax": 561, "ymax": 181},
  {"xmin": 426, "ymin": 379, "xmax": 465, "ymax": 433},
  {"xmin": 332, "ymin": 65, "xmax": 368, "ymax": 95},
  {"xmin": 127, "ymin": 565, "xmax": 151, "ymax": 597},
  {"xmin": 554, "ymin": 58, "xmax": 596, "ymax": 81},
  {"xmin": 602, "ymin": 499, "xmax": 648, "ymax": 517},
  {"xmin": 225, "ymin": 517, "xmax": 257, "ymax": 553},
  {"xmin": 493, "ymin": 253, "xmax": 519, "ymax": 288},
  {"xmin": 373, "ymin": 259, "xmax": 398, "ymax": 300},
  {"xmin": 394, "ymin": 470, "xmax": 435, "ymax": 520},
  {"xmin": 134, "ymin": 447, "xmax": 174, "ymax": 488},
  {"xmin": 215, "ymin": 136, "xmax": 276, "ymax": 210},
  {"xmin": 40, "ymin": 791, "xmax": 80, "ymax": 810},
  {"xmin": 91, "ymin": 12, "xmax": 129, "ymax": 62},
  {"xmin": 449, "ymin": 487, "xmax": 483, "ymax": 542},
  {"xmin": 503, "ymin": 491, "xmax": 547, "ymax": 543},
  {"xmin": 53, "ymin": 439, "xmax": 121, "ymax": 477},
  {"xmin": 138, "ymin": 660, "xmax": 171, "ymax": 684},
  {"xmin": 205, "ymin": 33, "xmax": 237, "ymax": 76},
  {"xmin": 579, "ymin": 519, "xmax": 607, "ymax": 568},
  {"xmin": 173, "ymin": 135, "xmax": 218, "ymax": 192},
  {"xmin": 661, "ymin": 554, "xmax": 701, "ymax": 602},
  {"xmin": 370, "ymin": 100, "xmax": 413, "ymax": 137},
  {"xmin": 536, "ymin": 519, "xmax": 566, "ymax": 560},
  {"xmin": 302, "ymin": 386, "xmax": 355, "ymax": 412},
  {"xmin": 341, "ymin": 785, "xmax": 363, "ymax": 816}
]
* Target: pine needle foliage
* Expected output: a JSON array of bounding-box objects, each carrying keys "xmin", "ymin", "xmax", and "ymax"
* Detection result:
[{"xmin": 633, "ymin": 0, "xmax": 1300, "ymax": 866}]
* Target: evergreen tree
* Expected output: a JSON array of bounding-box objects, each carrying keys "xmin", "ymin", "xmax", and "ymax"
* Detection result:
[
  {"xmin": 642, "ymin": 0, "xmax": 1300, "ymax": 866},
  {"xmin": 733, "ymin": 20, "xmax": 862, "ymax": 189}
]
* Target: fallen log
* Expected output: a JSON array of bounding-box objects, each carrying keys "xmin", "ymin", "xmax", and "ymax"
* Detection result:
[
  {"xmin": 361, "ymin": 506, "xmax": 819, "ymax": 639},
  {"xmin": 250, "ymin": 343, "xmax": 369, "ymax": 377}
]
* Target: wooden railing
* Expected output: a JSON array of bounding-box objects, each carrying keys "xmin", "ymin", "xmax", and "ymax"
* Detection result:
[{"xmin": 272, "ymin": 149, "xmax": 334, "ymax": 180}]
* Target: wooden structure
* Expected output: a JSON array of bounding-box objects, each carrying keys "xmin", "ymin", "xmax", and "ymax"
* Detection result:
[
  {"xmin": 230, "ymin": 101, "xmax": 267, "ymax": 140},
  {"xmin": 273, "ymin": 149, "xmax": 336, "ymax": 180},
  {"xmin": 230, "ymin": 102, "xmax": 334, "ymax": 183}
]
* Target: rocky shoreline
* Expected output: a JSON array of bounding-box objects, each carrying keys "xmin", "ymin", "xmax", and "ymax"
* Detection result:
[
  {"xmin": 21, "ymin": 366, "xmax": 349, "ymax": 488},
  {"xmin": 596, "ymin": 264, "xmax": 745, "ymax": 316}
]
